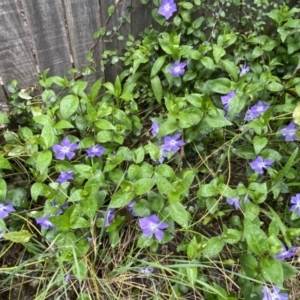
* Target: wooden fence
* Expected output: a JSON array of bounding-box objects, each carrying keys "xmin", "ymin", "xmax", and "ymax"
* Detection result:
[{"xmin": 0, "ymin": 0, "xmax": 298, "ymax": 103}]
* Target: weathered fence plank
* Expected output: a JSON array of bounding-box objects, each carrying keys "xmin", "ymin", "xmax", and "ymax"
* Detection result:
[
  {"xmin": 22, "ymin": 0, "xmax": 72, "ymax": 78},
  {"xmin": 0, "ymin": 85, "xmax": 7, "ymax": 103},
  {"xmin": 0, "ymin": 0, "xmax": 37, "ymax": 89},
  {"xmin": 100, "ymin": 0, "xmax": 132, "ymax": 82},
  {"xmin": 131, "ymin": 0, "xmax": 156, "ymax": 36},
  {"xmin": 64, "ymin": 0, "xmax": 103, "ymax": 83}
]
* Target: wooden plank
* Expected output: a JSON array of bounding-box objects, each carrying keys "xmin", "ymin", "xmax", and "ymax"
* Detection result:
[
  {"xmin": 64, "ymin": 0, "xmax": 103, "ymax": 84},
  {"xmin": 0, "ymin": 0, "xmax": 37, "ymax": 88},
  {"xmin": 131, "ymin": 0, "xmax": 156, "ymax": 37},
  {"xmin": 22, "ymin": 0, "xmax": 72, "ymax": 78},
  {"xmin": 100, "ymin": 0, "xmax": 132, "ymax": 82},
  {"xmin": 0, "ymin": 84, "xmax": 7, "ymax": 104}
]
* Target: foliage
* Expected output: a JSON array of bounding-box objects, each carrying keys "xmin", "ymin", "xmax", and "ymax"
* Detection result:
[{"xmin": 1, "ymin": 0, "xmax": 300, "ymax": 299}]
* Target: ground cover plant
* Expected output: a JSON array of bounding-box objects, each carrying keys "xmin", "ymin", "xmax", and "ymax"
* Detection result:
[{"xmin": 1, "ymin": 0, "xmax": 300, "ymax": 299}]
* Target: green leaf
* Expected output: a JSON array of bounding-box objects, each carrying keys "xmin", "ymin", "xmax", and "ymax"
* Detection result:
[
  {"xmin": 0, "ymin": 112, "xmax": 10, "ymax": 124},
  {"xmin": 54, "ymin": 120, "xmax": 74, "ymax": 129},
  {"xmin": 0, "ymin": 155, "xmax": 11, "ymax": 170},
  {"xmin": 169, "ymin": 202, "xmax": 190, "ymax": 228},
  {"xmin": 133, "ymin": 198, "xmax": 151, "ymax": 217},
  {"xmin": 0, "ymin": 179, "xmax": 7, "ymax": 201},
  {"xmin": 151, "ymin": 55, "xmax": 167, "ymax": 78},
  {"xmin": 187, "ymin": 236, "xmax": 198, "ymax": 260},
  {"xmin": 41, "ymin": 124, "xmax": 55, "ymax": 148},
  {"xmin": 222, "ymin": 228, "xmax": 242, "ymax": 244},
  {"xmin": 260, "ymin": 257, "xmax": 283, "ymax": 286},
  {"xmin": 220, "ymin": 59, "xmax": 239, "ymax": 82},
  {"xmin": 178, "ymin": 107, "xmax": 203, "ymax": 128},
  {"xmin": 205, "ymin": 108, "xmax": 232, "ymax": 128},
  {"xmin": 95, "ymin": 119, "xmax": 115, "ymax": 130},
  {"xmin": 73, "ymin": 260, "xmax": 87, "ymax": 281},
  {"xmin": 240, "ymin": 254, "xmax": 258, "ymax": 278},
  {"xmin": 186, "ymin": 266, "xmax": 198, "ymax": 286},
  {"xmin": 213, "ymin": 45, "xmax": 226, "ymax": 63},
  {"xmin": 204, "ymin": 78, "xmax": 232, "ymax": 94},
  {"xmin": 201, "ymin": 56, "xmax": 215, "ymax": 71},
  {"xmin": 202, "ymin": 237, "xmax": 224, "ymax": 257},
  {"xmin": 60, "ymin": 95, "xmax": 79, "ymax": 119},
  {"xmin": 244, "ymin": 219, "xmax": 268, "ymax": 255},
  {"xmin": 134, "ymin": 178, "xmax": 155, "ymax": 195},
  {"xmin": 36, "ymin": 150, "xmax": 52, "ymax": 173},
  {"xmin": 253, "ymin": 136, "xmax": 268, "ymax": 155},
  {"xmin": 132, "ymin": 147, "xmax": 145, "ymax": 164},
  {"xmin": 266, "ymin": 81, "xmax": 284, "ymax": 92},
  {"xmin": 197, "ymin": 183, "xmax": 217, "ymax": 197},
  {"xmin": 109, "ymin": 190, "xmax": 135, "ymax": 208},
  {"xmin": 2, "ymin": 230, "xmax": 33, "ymax": 243},
  {"xmin": 155, "ymin": 173, "xmax": 175, "ymax": 194},
  {"xmin": 156, "ymin": 164, "xmax": 175, "ymax": 178},
  {"xmin": 157, "ymin": 119, "xmax": 178, "ymax": 137},
  {"xmin": 89, "ymin": 78, "xmax": 102, "ymax": 102},
  {"xmin": 8, "ymin": 188, "xmax": 28, "ymax": 208},
  {"xmin": 96, "ymin": 130, "xmax": 114, "ymax": 143},
  {"xmin": 31, "ymin": 182, "xmax": 44, "ymax": 201},
  {"xmin": 151, "ymin": 76, "xmax": 163, "ymax": 104}
]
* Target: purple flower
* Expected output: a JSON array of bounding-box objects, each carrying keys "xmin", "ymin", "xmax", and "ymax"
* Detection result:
[
  {"xmin": 64, "ymin": 272, "xmax": 70, "ymax": 283},
  {"xmin": 168, "ymin": 61, "xmax": 186, "ymax": 77},
  {"xmin": 36, "ymin": 215, "xmax": 55, "ymax": 229},
  {"xmin": 226, "ymin": 197, "xmax": 240, "ymax": 209},
  {"xmin": 151, "ymin": 122, "xmax": 159, "ymax": 137},
  {"xmin": 158, "ymin": 0, "xmax": 177, "ymax": 20},
  {"xmin": 103, "ymin": 209, "xmax": 115, "ymax": 227},
  {"xmin": 0, "ymin": 202, "xmax": 15, "ymax": 219},
  {"xmin": 249, "ymin": 156, "xmax": 274, "ymax": 174},
  {"xmin": 158, "ymin": 147, "xmax": 168, "ymax": 164},
  {"xmin": 127, "ymin": 201, "xmax": 138, "ymax": 217},
  {"xmin": 290, "ymin": 194, "xmax": 300, "ymax": 216},
  {"xmin": 163, "ymin": 134, "xmax": 185, "ymax": 152},
  {"xmin": 239, "ymin": 63, "xmax": 250, "ymax": 77},
  {"xmin": 275, "ymin": 246, "xmax": 298, "ymax": 260},
  {"xmin": 52, "ymin": 137, "xmax": 78, "ymax": 160},
  {"xmin": 244, "ymin": 101, "xmax": 270, "ymax": 121},
  {"xmin": 57, "ymin": 171, "xmax": 73, "ymax": 184},
  {"xmin": 139, "ymin": 214, "xmax": 168, "ymax": 242},
  {"xmin": 280, "ymin": 122, "xmax": 299, "ymax": 141},
  {"xmin": 86, "ymin": 144, "xmax": 105, "ymax": 158},
  {"xmin": 221, "ymin": 91, "xmax": 235, "ymax": 112},
  {"xmin": 87, "ymin": 237, "xmax": 92, "ymax": 243},
  {"xmin": 262, "ymin": 285, "xmax": 288, "ymax": 300}
]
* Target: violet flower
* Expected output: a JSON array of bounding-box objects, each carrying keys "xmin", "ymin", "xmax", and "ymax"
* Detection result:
[
  {"xmin": 249, "ymin": 156, "xmax": 273, "ymax": 174},
  {"xmin": 262, "ymin": 285, "xmax": 288, "ymax": 300},
  {"xmin": 290, "ymin": 194, "xmax": 300, "ymax": 216},
  {"xmin": 168, "ymin": 61, "xmax": 186, "ymax": 77},
  {"xmin": 151, "ymin": 122, "xmax": 159, "ymax": 137},
  {"xmin": 163, "ymin": 134, "xmax": 185, "ymax": 152},
  {"xmin": 239, "ymin": 63, "xmax": 250, "ymax": 77},
  {"xmin": 221, "ymin": 91, "xmax": 235, "ymax": 112},
  {"xmin": 158, "ymin": 146, "xmax": 168, "ymax": 164},
  {"xmin": 103, "ymin": 209, "xmax": 115, "ymax": 227},
  {"xmin": 52, "ymin": 137, "xmax": 78, "ymax": 160},
  {"xmin": 244, "ymin": 101, "xmax": 270, "ymax": 121},
  {"xmin": 36, "ymin": 215, "xmax": 55, "ymax": 229},
  {"xmin": 158, "ymin": 0, "xmax": 177, "ymax": 20},
  {"xmin": 226, "ymin": 197, "xmax": 240, "ymax": 209},
  {"xmin": 280, "ymin": 122, "xmax": 299, "ymax": 142},
  {"xmin": 275, "ymin": 246, "xmax": 298, "ymax": 260},
  {"xmin": 139, "ymin": 214, "xmax": 168, "ymax": 242},
  {"xmin": 86, "ymin": 144, "xmax": 105, "ymax": 158},
  {"xmin": 0, "ymin": 202, "xmax": 15, "ymax": 219},
  {"xmin": 57, "ymin": 171, "xmax": 73, "ymax": 184},
  {"xmin": 64, "ymin": 272, "xmax": 70, "ymax": 283}
]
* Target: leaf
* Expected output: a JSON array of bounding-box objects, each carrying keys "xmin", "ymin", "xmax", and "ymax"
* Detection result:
[
  {"xmin": 205, "ymin": 108, "xmax": 232, "ymax": 128},
  {"xmin": 253, "ymin": 136, "xmax": 268, "ymax": 155},
  {"xmin": 293, "ymin": 103, "xmax": 300, "ymax": 125},
  {"xmin": 0, "ymin": 112, "xmax": 10, "ymax": 124},
  {"xmin": 244, "ymin": 219, "xmax": 268, "ymax": 255},
  {"xmin": 151, "ymin": 55, "xmax": 167, "ymax": 78},
  {"xmin": 36, "ymin": 150, "xmax": 52, "ymax": 173},
  {"xmin": 213, "ymin": 45, "xmax": 226, "ymax": 63},
  {"xmin": 31, "ymin": 182, "xmax": 44, "ymax": 201},
  {"xmin": 240, "ymin": 254, "xmax": 258, "ymax": 278},
  {"xmin": 89, "ymin": 78, "xmax": 102, "ymax": 102},
  {"xmin": 41, "ymin": 124, "xmax": 55, "ymax": 148},
  {"xmin": 197, "ymin": 182, "xmax": 217, "ymax": 197},
  {"xmin": 204, "ymin": 78, "xmax": 232, "ymax": 94},
  {"xmin": 157, "ymin": 119, "xmax": 178, "ymax": 137},
  {"xmin": 73, "ymin": 260, "xmax": 87, "ymax": 281},
  {"xmin": 60, "ymin": 95, "xmax": 79, "ymax": 119},
  {"xmin": 202, "ymin": 237, "xmax": 224, "ymax": 257},
  {"xmin": 151, "ymin": 76, "xmax": 163, "ymax": 104},
  {"xmin": 134, "ymin": 178, "xmax": 155, "ymax": 195},
  {"xmin": 95, "ymin": 119, "xmax": 115, "ymax": 130},
  {"xmin": 132, "ymin": 147, "xmax": 145, "ymax": 164},
  {"xmin": 186, "ymin": 266, "xmax": 198, "ymax": 286},
  {"xmin": 2, "ymin": 230, "xmax": 33, "ymax": 243},
  {"xmin": 260, "ymin": 257, "xmax": 283, "ymax": 286},
  {"xmin": 267, "ymin": 81, "xmax": 284, "ymax": 92},
  {"xmin": 0, "ymin": 179, "xmax": 7, "ymax": 201},
  {"xmin": 0, "ymin": 155, "xmax": 11, "ymax": 170},
  {"xmin": 109, "ymin": 190, "xmax": 135, "ymax": 208},
  {"xmin": 201, "ymin": 56, "xmax": 215, "ymax": 71},
  {"xmin": 220, "ymin": 59, "xmax": 239, "ymax": 82},
  {"xmin": 169, "ymin": 202, "xmax": 190, "ymax": 228}
]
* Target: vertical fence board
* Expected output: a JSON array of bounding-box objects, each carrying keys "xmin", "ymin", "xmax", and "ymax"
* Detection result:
[
  {"xmin": 0, "ymin": 0, "xmax": 37, "ymax": 88},
  {"xmin": 100, "ymin": 0, "xmax": 132, "ymax": 82},
  {"xmin": 131, "ymin": 0, "xmax": 156, "ymax": 36},
  {"xmin": 64, "ymin": 0, "xmax": 103, "ymax": 84},
  {"xmin": 0, "ymin": 85, "xmax": 7, "ymax": 103},
  {"xmin": 22, "ymin": 0, "xmax": 72, "ymax": 78}
]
